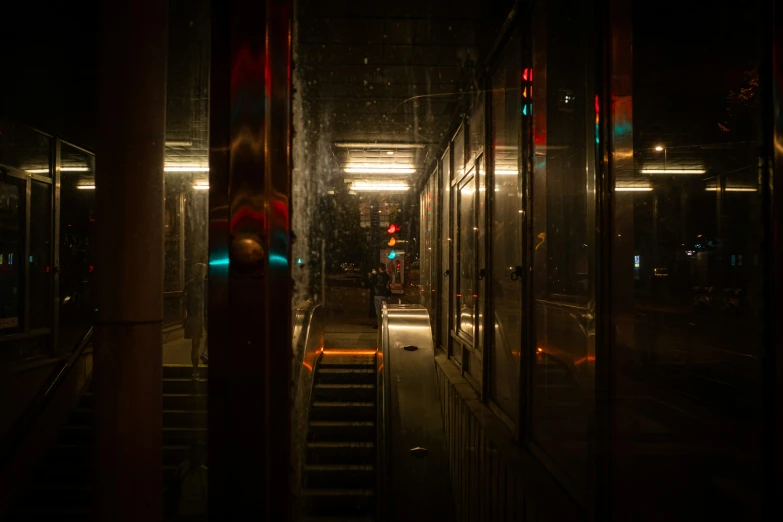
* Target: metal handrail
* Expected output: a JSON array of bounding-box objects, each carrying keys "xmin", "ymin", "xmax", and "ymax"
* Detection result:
[
  {"xmin": 376, "ymin": 302, "xmax": 392, "ymax": 522},
  {"xmin": 0, "ymin": 325, "xmax": 94, "ymax": 461}
]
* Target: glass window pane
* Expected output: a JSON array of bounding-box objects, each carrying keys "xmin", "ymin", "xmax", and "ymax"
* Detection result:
[
  {"xmin": 164, "ymin": 183, "xmax": 184, "ymax": 295},
  {"xmin": 469, "ymin": 100, "xmax": 485, "ymax": 163},
  {"xmin": 531, "ymin": 0, "xmax": 596, "ymax": 492},
  {"xmin": 441, "ymin": 148, "xmax": 451, "ymax": 353},
  {"xmin": 59, "ymin": 143, "xmax": 95, "ymax": 351},
  {"xmin": 429, "ymin": 173, "xmax": 439, "ymax": 332},
  {"xmin": 457, "ymin": 173, "xmax": 476, "ymax": 341},
  {"xmin": 30, "ymin": 181, "xmax": 52, "ymax": 329},
  {"xmin": 0, "ymin": 122, "xmax": 51, "ymax": 177},
  {"xmin": 420, "ymin": 185, "xmax": 431, "ymax": 312},
  {"xmin": 0, "ymin": 177, "xmax": 25, "ymax": 334},
  {"xmin": 453, "ymin": 126, "xmax": 465, "ymax": 180},
  {"xmin": 609, "ymin": 0, "xmax": 764, "ymax": 518},
  {"xmin": 491, "ymin": 32, "xmax": 522, "ymax": 422}
]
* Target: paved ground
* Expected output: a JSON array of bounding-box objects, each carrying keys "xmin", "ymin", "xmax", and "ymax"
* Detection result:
[
  {"xmin": 162, "ymin": 281, "xmax": 421, "ymax": 362},
  {"xmin": 163, "ymin": 336, "xmax": 206, "ymax": 367}
]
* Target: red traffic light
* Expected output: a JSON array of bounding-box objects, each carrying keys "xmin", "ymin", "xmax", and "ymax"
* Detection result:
[{"xmin": 386, "ymin": 224, "xmax": 400, "ymax": 234}]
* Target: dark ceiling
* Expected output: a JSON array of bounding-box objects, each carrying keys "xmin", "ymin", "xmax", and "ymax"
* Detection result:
[{"xmin": 296, "ymin": 0, "xmax": 515, "ymax": 189}]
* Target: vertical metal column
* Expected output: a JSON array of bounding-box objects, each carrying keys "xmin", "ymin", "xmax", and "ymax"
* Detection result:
[
  {"xmin": 764, "ymin": 0, "xmax": 781, "ymax": 517},
  {"xmin": 52, "ymin": 139, "xmax": 61, "ymax": 353},
  {"xmin": 93, "ymin": 1, "xmax": 167, "ymax": 521},
  {"xmin": 209, "ymin": 0, "xmax": 293, "ymax": 519}
]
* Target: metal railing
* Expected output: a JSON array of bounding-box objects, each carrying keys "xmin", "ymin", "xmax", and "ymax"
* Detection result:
[
  {"xmin": 0, "ymin": 325, "xmax": 94, "ymax": 462},
  {"xmin": 376, "ymin": 302, "xmax": 392, "ymax": 521}
]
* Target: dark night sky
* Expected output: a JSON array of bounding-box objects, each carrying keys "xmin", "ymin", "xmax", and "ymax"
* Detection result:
[
  {"xmin": 634, "ymin": 0, "xmax": 761, "ymax": 144},
  {"xmin": 0, "ymin": 1, "xmax": 99, "ymax": 149},
  {"xmin": 0, "ymin": 0, "xmax": 762, "ymax": 151}
]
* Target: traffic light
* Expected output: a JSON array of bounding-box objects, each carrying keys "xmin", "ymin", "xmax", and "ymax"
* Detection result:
[{"xmin": 386, "ymin": 223, "xmax": 400, "ymax": 258}]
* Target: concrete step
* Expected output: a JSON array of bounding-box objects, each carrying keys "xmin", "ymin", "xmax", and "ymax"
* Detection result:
[
  {"xmin": 318, "ymin": 356, "xmax": 375, "ymax": 369},
  {"xmin": 79, "ymin": 392, "xmax": 208, "ymax": 410},
  {"xmin": 310, "ymin": 402, "xmax": 375, "ymax": 422},
  {"xmin": 303, "ymin": 488, "xmax": 374, "ymax": 517},
  {"xmin": 162, "ymin": 377, "xmax": 208, "ymax": 394},
  {"xmin": 304, "ymin": 464, "xmax": 375, "ymax": 489},
  {"xmin": 20, "ymin": 482, "xmax": 92, "ymax": 509},
  {"xmin": 315, "ymin": 368, "xmax": 375, "ymax": 385},
  {"xmin": 9, "ymin": 506, "xmax": 91, "ymax": 522},
  {"xmin": 65, "ymin": 410, "xmax": 207, "ymax": 431},
  {"xmin": 162, "ymin": 365, "xmax": 208, "ymax": 379},
  {"xmin": 308, "ymin": 421, "xmax": 375, "ymax": 442},
  {"xmin": 313, "ymin": 384, "xmax": 375, "ymax": 402},
  {"xmin": 301, "ymin": 518, "xmax": 373, "ymax": 522},
  {"xmin": 306, "ymin": 442, "xmax": 375, "ymax": 465}
]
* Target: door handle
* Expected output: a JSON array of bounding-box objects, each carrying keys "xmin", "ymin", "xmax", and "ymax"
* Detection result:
[
  {"xmin": 478, "ymin": 268, "xmax": 487, "ymax": 281},
  {"xmin": 444, "ymin": 269, "xmax": 450, "ymax": 277},
  {"xmin": 510, "ymin": 266, "xmax": 523, "ymax": 281}
]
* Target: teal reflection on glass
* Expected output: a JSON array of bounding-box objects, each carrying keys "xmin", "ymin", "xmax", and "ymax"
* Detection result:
[
  {"xmin": 269, "ymin": 254, "xmax": 288, "ymax": 267},
  {"xmin": 210, "ymin": 257, "xmax": 230, "ymax": 267}
]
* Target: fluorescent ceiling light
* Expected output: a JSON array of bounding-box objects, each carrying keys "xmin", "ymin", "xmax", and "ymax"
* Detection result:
[
  {"xmin": 165, "ymin": 165, "xmax": 209, "ymax": 172},
  {"xmin": 351, "ymin": 182, "xmax": 410, "ymax": 192},
  {"xmin": 335, "ymin": 142, "xmax": 427, "ymax": 149},
  {"xmin": 344, "ymin": 166, "xmax": 416, "ymax": 174},
  {"xmin": 641, "ymin": 169, "xmax": 706, "ymax": 174},
  {"xmin": 28, "ymin": 167, "xmax": 90, "ymax": 174},
  {"xmin": 705, "ymin": 187, "xmax": 757, "ymax": 192},
  {"xmin": 616, "ymin": 187, "xmax": 653, "ymax": 192},
  {"xmin": 193, "ymin": 184, "xmax": 210, "ymax": 190},
  {"xmin": 165, "ymin": 141, "xmax": 193, "ymax": 147},
  {"xmin": 77, "ymin": 185, "xmax": 95, "ymax": 190}
]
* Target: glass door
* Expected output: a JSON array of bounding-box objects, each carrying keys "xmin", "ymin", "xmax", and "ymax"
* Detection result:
[{"xmin": 0, "ymin": 174, "xmax": 25, "ymax": 335}]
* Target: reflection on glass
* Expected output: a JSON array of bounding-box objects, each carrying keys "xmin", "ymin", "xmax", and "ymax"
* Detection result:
[
  {"xmin": 441, "ymin": 148, "xmax": 452, "ymax": 356},
  {"xmin": 491, "ymin": 32, "xmax": 522, "ymax": 423},
  {"xmin": 610, "ymin": 0, "xmax": 763, "ymax": 519},
  {"xmin": 453, "ymin": 127, "xmax": 465, "ymax": 180},
  {"xmin": 30, "ymin": 181, "xmax": 52, "ymax": 329},
  {"xmin": 59, "ymin": 143, "xmax": 95, "ymax": 351},
  {"xmin": 457, "ymin": 173, "xmax": 476, "ymax": 341},
  {"xmin": 0, "ymin": 178, "xmax": 24, "ymax": 335},
  {"xmin": 531, "ymin": 0, "xmax": 595, "ymax": 492},
  {"xmin": 0, "ymin": 122, "xmax": 51, "ymax": 176},
  {"xmin": 429, "ymin": 174, "xmax": 439, "ymax": 331},
  {"xmin": 420, "ymin": 181, "xmax": 431, "ymax": 312}
]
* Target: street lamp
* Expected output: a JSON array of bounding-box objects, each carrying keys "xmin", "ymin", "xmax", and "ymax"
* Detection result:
[{"xmin": 655, "ymin": 145, "xmax": 666, "ymax": 171}]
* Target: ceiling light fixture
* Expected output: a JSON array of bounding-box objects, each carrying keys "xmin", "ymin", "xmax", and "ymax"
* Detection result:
[
  {"xmin": 641, "ymin": 169, "xmax": 706, "ymax": 174},
  {"xmin": 344, "ymin": 166, "xmax": 416, "ymax": 174},
  {"xmin": 616, "ymin": 187, "xmax": 653, "ymax": 192},
  {"xmin": 351, "ymin": 182, "xmax": 410, "ymax": 192},
  {"xmin": 165, "ymin": 141, "xmax": 193, "ymax": 147},
  {"xmin": 28, "ymin": 167, "xmax": 90, "ymax": 174},
  {"xmin": 165, "ymin": 165, "xmax": 210, "ymax": 172},
  {"xmin": 335, "ymin": 142, "xmax": 427, "ymax": 149},
  {"xmin": 76, "ymin": 185, "xmax": 96, "ymax": 190}
]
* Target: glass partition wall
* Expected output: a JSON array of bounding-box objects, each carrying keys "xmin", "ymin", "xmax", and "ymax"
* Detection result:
[
  {"xmin": 417, "ymin": 0, "xmax": 771, "ymax": 517},
  {"xmin": 0, "ymin": 122, "xmax": 95, "ymax": 363}
]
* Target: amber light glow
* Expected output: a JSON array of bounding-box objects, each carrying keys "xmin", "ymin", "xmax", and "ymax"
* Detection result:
[{"xmin": 322, "ymin": 350, "xmax": 377, "ymax": 356}]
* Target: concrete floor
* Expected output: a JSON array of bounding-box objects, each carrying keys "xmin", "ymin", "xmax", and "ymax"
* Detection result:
[
  {"xmin": 163, "ymin": 336, "xmax": 206, "ymax": 367},
  {"xmin": 161, "ymin": 280, "xmax": 420, "ymax": 363}
]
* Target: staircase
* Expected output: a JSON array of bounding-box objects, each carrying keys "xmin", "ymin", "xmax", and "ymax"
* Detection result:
[
  {"xmin": 302, "ymin": 353, "xmax": 377, "ymax": 521},
  {"xmin": 9, "ymin": 365, "xmax": 207, "ymax": 521}
]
